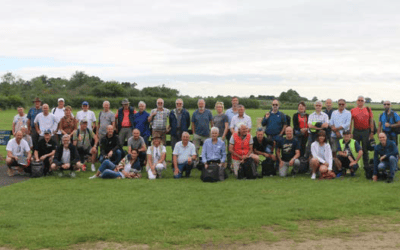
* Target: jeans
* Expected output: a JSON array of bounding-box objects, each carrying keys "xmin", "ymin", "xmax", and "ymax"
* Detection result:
[
  {"xmin": 170, "ymin": 133, "xmax": 182, "ymax": 152},
  {"xmin": 266, "ymin": 134, "xmax": 282, "ymax": 168},
  {"xmin": 376, "ymin": 155, "xmax": 398, "ymax": 178},
  {"xmin": 353, "ymin": 129, "xmax": 370, "ymax": 167},
  {"xmin": 99, "ymin": 149, "xmax": 122, "ymax": 165},
  {"xmin": 385, "ymin": 132, "xmax": 398, "ymax": 146},
  {"xmin": 119, "ymin": 128, "xmax": 132, "ymax": 146},
  {"xmin": 174, "ymin": 162, "xmax": 193, "ymax": 179},
  {"xmin": 99, "ymin": 160, "xmax": 122, "ymax": 179}
]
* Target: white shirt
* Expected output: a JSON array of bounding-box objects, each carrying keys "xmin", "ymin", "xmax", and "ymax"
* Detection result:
[
  {"xmin": 329, "ymin": 109, "xmax": 351, "ymax": 138},
  {"xmin": 76, "ymin": 110, "xmax": 96, "ymax": 130},
  {"xmin": 311, "ymin": 141, "xmax": 333, "ymax": 170},
  {"xmin": 308, "ymin": 112, "xmax": 329, "ymax": 133},
  {"xmin": 61, "ymin": 148, "xmax": 71, "ymax": 164},
  {"xmin": 13, "ymin": 114, "xmax": 28, "ymax": 133},
  {"xmin": 230, "ymin": 114, "xmax": 252, "ymax": 132},
  {"xmin": 173, "ymin": 141, "xmax": 196, "ymax": 164},
  {"xmin": 33, "ymin": 113, "xmax": 59, "ymax": 136},
  {"xmin": 6, "ymin": 138, "xmax": 30, "ymax": 157}
]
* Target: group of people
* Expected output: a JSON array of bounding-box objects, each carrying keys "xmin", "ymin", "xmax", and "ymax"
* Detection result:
[{"xmin": 5, "ymin": 95, "xmax": 400, "ymax": 182}]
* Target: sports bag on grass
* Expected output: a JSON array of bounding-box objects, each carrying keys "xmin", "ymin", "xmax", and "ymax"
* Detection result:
[
  {"xmin": 261, "ymin": 158, "xmax": 276, "ymax": 176},
  {"xmin": 201, "ymin": 163, "xmax": 220, "ymax": 182},
  {"xmin": 31, "ymin": 161, "xmax": 44, "ymax": 178},
  {"xmin": 239, "ymin": 158, "xmax": 259, "ymax": 179}
]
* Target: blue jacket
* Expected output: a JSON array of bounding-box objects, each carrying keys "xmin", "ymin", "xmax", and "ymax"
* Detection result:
[
  {"xmin": 373, "ymin": 140, "xmax": 399, "ymax": 174},
  {"xmin": 117, "ymin": 107, "xmax": 135, "ymax": 132},
  {"xmin": 169, "ymin": 108, "xmax": 190, "ymax": 137}
]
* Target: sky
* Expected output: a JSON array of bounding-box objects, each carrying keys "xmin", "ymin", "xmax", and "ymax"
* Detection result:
[{"xmin": 1, "ymin": 0, "xmax": 399, "ymax": 102}]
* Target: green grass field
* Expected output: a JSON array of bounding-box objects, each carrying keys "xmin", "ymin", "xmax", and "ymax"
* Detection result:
[{"xmin": 0, "ymin": 108, "xmax": 400, "ymax": 249}]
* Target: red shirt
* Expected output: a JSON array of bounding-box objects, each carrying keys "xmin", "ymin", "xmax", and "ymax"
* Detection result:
[
  {"xmin": 115, "ymin": 109, "xmax": 137, "ymax": 128},
  {"xmin": 351, "ymin": 107, "xmax": 373, "ymax": 130}
]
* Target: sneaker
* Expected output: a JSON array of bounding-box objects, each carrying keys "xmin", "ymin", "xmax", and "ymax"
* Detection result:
[
  {"xmin": 311, "ymin": 173, "xmax": 316, "ymax": 180},
  {"xmin": 386, "ymin": 177, "xmax": 393, "ymax": 183},
  {"xmin": 81, "ymin": 165, "xmax": 86, "ymax": 172},
  {"xmin": 70, "ymin": 172, "xmax": 76, "ymax": 178},
  {"xmin": 336, "ymin": 172, "xmax": 343, "ymax": 178},
  {"xmin": 91, "ymin": 164, "xmax": 96, "ymax": 172},
  {"xmin": 58, "ymin": 171, "xmax": 64, "ymax": 177},
  {"xmin": 89, "ymin": 175, "xmax": 98, "ymax": 180},
  {"xmin": 7, "ymin": 168, "xmax": 14, "ymax": 177}
]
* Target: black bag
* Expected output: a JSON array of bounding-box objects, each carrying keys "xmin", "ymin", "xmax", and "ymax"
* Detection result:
[
  {"xmin": 297, "ymin": 157, "xmax": 309, "ymax": 174},
  {"xmin": 31, "ymin": 161, "xmax": 44, "ymax": 178},
  {"xmin": 219, "ymin": 166, "xmax": 228, "ymax": 181},
  {"xmin": 386, "ymin": 111, "xmax": 400, "ymax": 134},
  {"xmin": 364, "ymin": 159, "xmax": 388, "ymax": 180},
  {"xmin": 262, "ymin": 158, "xmax": 276, "ymax": 176},
  {"xmin": 240, "ymin": 158, "xmax": 259, "ymax": 179},
  {"xmin": 367, "ymin": 107, "xmax": 378, "ymax": 135},
  {"xmin": 201, "ymin": 163, "xmax": 220, "ymax": 182}
]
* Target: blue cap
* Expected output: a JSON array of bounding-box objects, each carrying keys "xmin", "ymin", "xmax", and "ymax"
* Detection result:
[
  {"xmin": 82, "ymin": 101, "xmax": 89, "ymax": 106},
  {"xmin": 44, "ymin": 129, "xmax": 52, "ymax": 134}
]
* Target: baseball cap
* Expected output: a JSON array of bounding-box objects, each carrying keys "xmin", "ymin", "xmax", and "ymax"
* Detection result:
[
  {"xmin": 58, "ymin": 98, "xmax": 65, "ymax": 102},
  {"xmin": 343, "ymin": 130, "xmax": 351, "ymax": 135},
  {"xmin": 80, "ymin": 119, "xmax": 88, "ymax": 124},
  {"xmin": 82, "ymin": 101, "xmax": 89, "ymax": 106},
  {"xmin": 44, "ymin": 129, "xmax": 52, "ymax": 134}
]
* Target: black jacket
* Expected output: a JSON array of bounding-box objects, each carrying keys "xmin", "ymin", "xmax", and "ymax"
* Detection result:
[
  {"xmin": 100, "ymin": 134, "xmax": 121, "ymax": 156},
  {"xmin": 53, "ymin": 144, "xmax": 80, "ymax": 166}
]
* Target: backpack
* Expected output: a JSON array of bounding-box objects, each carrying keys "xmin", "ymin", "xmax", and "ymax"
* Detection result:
[
  {"xmin": 31, "ymin": 161, "xmax": 44, "ymax": 178},
  {"xmin": 201, "ymin": 163, "xmax": 220, "ymax": 182},
  {"xmin": 285, "ymin": 114, "xmax": 291, "ymax": 127},
  {"xmin": 367, "ymin": 107, "xmax": 377, "ymax": 135},
  {"xmin": 239, "ymin": 158, "xmax": 259, "ymax": 179},
  {"xmin": 365, "ymin": 159, "xmax": 388, "ymax": 180},
  {"xmin": 385, "ymin": 111, "xmax": 400, "ymax": 134},
  {"xmin": 75, "ymin": 128, "xmax": 93, "ymax": 147},
  {"xmin": 261, "ymin": 158, "xmax": 276, "ymax": 176},
  {"xmin": 297, "ymin": 157, "xmax": 309, "ymax": 174}
]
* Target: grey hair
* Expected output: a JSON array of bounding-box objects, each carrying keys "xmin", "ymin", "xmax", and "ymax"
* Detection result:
[
  {"xmin": 314, "ymin": 100, "xmax": 322, "ymax": 106},
  {"xmin": 357, "ymin": 96, "xmax": 364, "ymax": 101},
  {"xmin": 103, "ymin": 100, "xmax": 110, "ymax": 106},
  {"xmin": 138, "ymin": 101, "xmax": 146, "ymax": 107},
  {"xmin": 62, "ymin": 135, "xmax": 70, "ymax": 140},
  {"xmin": 211, "ymin": 127, "xmax": 219, "ymax": 134},
  {"xmin": 156, "ymin": 98, "xmax": 164, "ymax": 105},
  {"xmin": 182, "ymin": 131, "xmax": 190, "ymax": 137},
  {"xmin": 176, "ymin": 98, "xmax": 184, "ymax": 105},
  {"xmin": 197, "ymin": 99, "xmax": 205, "ymax": 104},
  {"xmin": 237, "ymin": 122, "xmax": 247, "ymax": 129},
  {"xmin": 384, "ymin": 100, "xmax": 391, "ymax": 105}
]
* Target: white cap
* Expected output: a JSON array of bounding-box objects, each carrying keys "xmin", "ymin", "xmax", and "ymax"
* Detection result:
[{"xmin": 58, "ymin": 98, "xmax": 65, "ymax": 102}]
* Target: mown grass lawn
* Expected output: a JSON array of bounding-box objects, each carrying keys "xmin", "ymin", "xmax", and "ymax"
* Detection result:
[{"xmin": 0, "ymin": 108, "xmax": 399, "ymax": 249}]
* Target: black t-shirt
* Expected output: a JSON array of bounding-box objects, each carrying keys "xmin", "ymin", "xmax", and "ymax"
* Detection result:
[
  {"xmin": 278, "ymin": 138, "xmax": 300, "ymax": 162},
  {"xmin": 253, "ymin": 136, "xmax": 274, "ymax": 154},
  {"xmin": 35, "ymin": 138, "xmax": 57, "ymax": 157}
]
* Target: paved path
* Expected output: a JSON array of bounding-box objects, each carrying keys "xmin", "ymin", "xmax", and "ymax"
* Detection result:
[{"xmin": 0, "ymin": 165, "xmax": 30, "ymax": 187}]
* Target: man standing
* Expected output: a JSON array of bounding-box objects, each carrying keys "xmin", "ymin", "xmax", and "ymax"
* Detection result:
[
  {"xmin": 169, "ymin": 98, "xmax": 190, "ymax": 152},
  {"xmin": 148, "ymin": 98, "xmax": 169, "ymax": 145},
  {"xmin": 173, "ymin": 132, "xmax": 197, "ymax": 179},
  {"xmin": 51, "ymin": 98, "xmax": 68, "ymax": 143},
  {"xmin": 97, "ymin": 101, "xmax": 115, "ymax": 143},
  {"xmin": 134, "ymin": 101, "xmax": 151, "ymax": 145},
  {"xmin": 192, "ymin": 99, "xmax": 213, "ymax": 159},
  {"xmin": 12, "ymin": 106, "xmax": 28, "ymax": 135},
  {"xmin": 6, "ymin": 131, "xmax": 32, "ymax": 177},
  {"xmin": 230, "ymin": 105, "xmax": 252, "ymax": 133},
  {"xmin": 336, "ymin": 130, "xmax": 363, "ymax": 177},
  {"xmin": 373, "ymin": 133, "xmax": 398, "ymax": 183},
  {"xmin": 73, "ymin": 120, "xmax": 98, "ymax": 171},
  {"xmin": 76, "ymin": 101, "xmax": 96, "ymax": 131},
  {"xmin": 115, "ymin": 99, "xmax": 135, "ymax": 147},
  {"xmin": 225, "ymin": 97, "xmax": 239, "ymax": 169},
  {"xmin": 262, "ymin": 100, "xmax": 287, "ymax": 144},
  {"xmin": 378, "ymin": 101, "xmax": 400, "ymax": 145},
  {"xmin": 351, "ymin": 96, "xmax": 374, "ymax": 167},
  {"xmin": 306, "ymin": 101, "xmax": 329, "ymax": 157},
  {"xmin": 329, "ymin": 99, "xmax": 351, "ymax": 155},
  {"xmin": 34, "ymin": 104, "xmax": 59, "ymax": 141},
  {"xmin": 27, "ymin": 97, "xmax": 42, "ymax": 149},
  {"xmin": 100, "ymin": 125, "xmax": 122, "ymax": 165},
  {"xmin": 276, "ymin": 127, "xmax": 301, "ymax": 177},
  {"xmin": 34, "ymin": 129, "xmax": 57, "ymax": 176},
  {"xmin": 324, "ymin": 98, "xmax": 334, "ymax": 141}
]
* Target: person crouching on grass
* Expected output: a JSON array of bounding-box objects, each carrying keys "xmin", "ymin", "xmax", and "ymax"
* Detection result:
[
  {"xmin": 89, "ymin": 149, "xmax": 141, "ymax": 179},
  {"xmin": 146, "ymin": 135, "xmax": 167, "ymax": 179},
  {"xmin": 51, "ymin": 135, "xmax": 82, "ymax": 178},
  {"xmin": 310, "ymin": 130, "xmax": 335, "ymax": 180}
]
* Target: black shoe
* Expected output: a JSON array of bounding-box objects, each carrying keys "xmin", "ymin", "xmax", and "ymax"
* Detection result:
[{"xmin": 386, "ymin": 177, "xmax": 393, "ymax": 183}]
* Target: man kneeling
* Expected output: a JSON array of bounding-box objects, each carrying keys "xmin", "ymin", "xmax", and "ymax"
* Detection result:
[
  {"xmin": 6, "ymin": 131, "xmax": 31, "ymax": 176},
  {"xmin": 276, "ymin": 127, "xmax": 300, "ymax": 177},
  {"xmin": 172, "ymin": 132, "xmax": 197, "ymax": 178},
  {"xmin": 51, "ymin": 135, "xmax": 82, "ymax": 177},
  {"xmin": 201, "ymin": 127, "xmax": 226, "ymax": 171},
  {"xmin": 336, "ymin": 130, "xmax": 363, "ymax": 177},
  {"xmin": 373, "ymin": 133, "xmax": 398, "ymax": 183}
]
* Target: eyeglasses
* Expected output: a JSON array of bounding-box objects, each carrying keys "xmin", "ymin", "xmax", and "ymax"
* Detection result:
[
  {"xmin": 384, "ymin": 104, "xmax": 390, "ymax": 106},
  {"xmin": 338, "ymin": 103, "xmax": 345, "ymax": 106},
  {"xmin": 272, "ymin": 104, "xmax": 278, "ymax": 106},
  {"xmin": 357, "ymin": 100, "xmax": 364, "ymax": 102},
  {"xmin": 176, "ymin": 103, "xmax": 183, "ymax": 105}
]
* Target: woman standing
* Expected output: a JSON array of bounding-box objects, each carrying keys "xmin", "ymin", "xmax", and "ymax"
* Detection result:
[
  {"xmin": 212, "ymin": 102, "xmax": 229, "ymax": 140},
  {"xmin": 293, "ymin": 101, "xmax": 309, "ymax": 157}
]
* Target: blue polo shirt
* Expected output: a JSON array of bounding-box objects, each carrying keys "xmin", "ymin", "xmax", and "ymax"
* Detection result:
[
  {"xmin": 262, "ymin": 111, "xmax": 286, "ymax": 136},
  {"xmin": 192, "ymin": 109, "xmax": 213, "ymax": 136},
  {"xmin": 27, "ymin": 107, "xmax": 42, "ymax": 129},
  {"xmin": 379, "ymin": 111, "xmax": 400, "ymax": 135},
  {"xmin": 133, "ymin": 111, "xmax": 151, "ymax": 137}
]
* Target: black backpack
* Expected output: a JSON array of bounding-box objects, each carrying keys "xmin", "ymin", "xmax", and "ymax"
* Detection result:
[
  {"xmin": 239, "ymin": 158, "xmax": 259, "ymax": 179},
  {"xmin": 365, "ymin": 159, "xmax": 388, "ymax": 180},
  {"xmin": 31, "ymin": 161, "xmax": 44, "ymax": 178},
  {"xmin": 297, "ymin": 157, "xmax": 309, "ymax": 174},
  {"xmin": 261, "ymin": 158, "xmax": 276, "ymax": 176},
  {"xmin": 201, "ymin": 163, "xmax": 220, "ymax": 182},
  {"xmin": 385, "ymin": 111, "xmax": 400, "ymax": 134}
]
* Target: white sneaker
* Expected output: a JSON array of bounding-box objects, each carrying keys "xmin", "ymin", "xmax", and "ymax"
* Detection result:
[
  {"xmin": 311, "ymin": 173, "xmax": 316, "ymax": 180},
  {"xmin": 91, "ymin": 164, "xmax": 96, "ymax": 172},
  {"xmin": 58, "ymin": 172, "xmax": 63, "ymax": 177},
  {"xmin": 89, "ymin": 175, "xmax": 98, "ymax": 180},
  {"xmin": 70, "ymin": 172, "xmax": 76, "ymax": 178}
]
